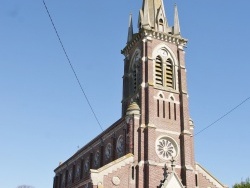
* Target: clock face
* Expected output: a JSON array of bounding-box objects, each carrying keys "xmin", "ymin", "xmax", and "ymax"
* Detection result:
[
  {"xmin": 116, "ymin": 135, "xmax": 124, "ymax": 157},
  {"xmin": 105, "ymin": 143, "xmax": 112, "ymax": 160},
  {"xmin": 132, "ymin": 49, "xmax": 141, "ymax": 63},
  {"xmin": 159, "ymin": 49, "xmax": 168, "ymax": 57}
]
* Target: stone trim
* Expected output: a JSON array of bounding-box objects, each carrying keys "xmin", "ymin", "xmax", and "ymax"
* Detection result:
[
  {"xmin": 55, "ymin": 118, "xmax": 127, "ymax": 172},
  {"xmin": 121, "ymin": 29, "xmax": 187, "ymax": 56},
  {"xmin": 196, "ymin": 163, "xmax": 228, "ymax": 188},
  {"xmin": 90, "ymin": 153, "xmax": 134, "ymax": 186},
  {"xmin": 156, "ymin": 129, "xmax": 181, "ymax": 136},
  {"xmin": 77, "ymin": 180, "xmax": 91, "ymax": 187},
  {"xmin": 161, "ymin": 172, "xmax": 185, "ymax": 188},
  {"xmin": 142, "ymin": 29, "xmax": 187, "ymax": 46}
]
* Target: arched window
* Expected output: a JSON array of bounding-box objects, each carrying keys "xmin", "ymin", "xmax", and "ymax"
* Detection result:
[
  {"xmin": 155, "ymin": 56, "xmax": 163, "ymax": 85},
  {"xmin": 159, "ymin": 19, "xmax": 164, "ymax": 32},
  {"xmin": 154, "ymin": 52, "xmax": 175, "ymax": 89},
  {"xmin": 130, "ymin": 51, "xmax": 141, "ymax": 94},
  {"xmin": 165, "ymin": 58, "xmax": 173, "ymax": 88},
  {"xmin": 132, "ymin": 66, "xmax": 137, "ymax": 92}
]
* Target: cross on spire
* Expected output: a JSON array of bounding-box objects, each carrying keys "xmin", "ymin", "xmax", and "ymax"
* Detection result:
[
  {"xmin": 170, "ymin": 157, "xmax": 176, "ymax": 171},
  {"xmin": 163, "ymin": 164, "xmax": 169, "ymax": 180}
]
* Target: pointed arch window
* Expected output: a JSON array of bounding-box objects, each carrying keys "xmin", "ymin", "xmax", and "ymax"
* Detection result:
[
  {"xmin": 155, "ymin": 53, "xmax": 174, "ymax": 89},
  {"xmin": 159, "ymin": 19, "xmax": 164, "ymax": 32},
  {"xmin": 130, "ymin": 51, "xmax": 141, "ymax": 94},
  {"xmin": 133, "ymin": 67, "xmax": 137, "ymax": 92},
  {"xmin": 155, "ymin": 56, "xmax": 163, "ymax": 85},
  {"xmin": 132, "ymin": 60, "xmax": 140, "ymax": 93},
  {"xmin": 165, "ymin": 58, "xmax": 173, "ymax": 88}
]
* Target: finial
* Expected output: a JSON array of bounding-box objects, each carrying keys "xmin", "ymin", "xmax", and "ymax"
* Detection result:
[
  {"xmin": 158, "ymin": 163, "xmax": 169, "ymax": 187},
  {"xmin": 163, "ymin": 164, "xmax": 169, "ymax": 180},
  {"xmin": 170, "ymin": 157, "xmax": 176, "ymax": 171},
  {"xmin": 126, "ymin": 102, "xmax": 140, "ymax": 115},
  {"xmin": 127, "ymin": 14, "xmax": 134, "ymax": 43},
  {"xmin": 173, "ymin": 3, "xmax": 181, "ymax": 36},
  {"xmin": 140, "ymin": 0, "xmax": 169, "ymax": 31}
]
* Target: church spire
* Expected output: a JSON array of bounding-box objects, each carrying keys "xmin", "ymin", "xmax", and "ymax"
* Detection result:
[
  {"xmin": 173, "ymin": 4, "xmax": 181, "ymax": 36},
  {"xmin": 140, "ymin": 0, "xmax": 152, "ymax": 30},
  {"xmin": 127, "ymin": 14, "xmax": 134, "ymax": 43},
  {"xmin": 139, "ymin": 0, "xmax": 170, "ymax": 33}
]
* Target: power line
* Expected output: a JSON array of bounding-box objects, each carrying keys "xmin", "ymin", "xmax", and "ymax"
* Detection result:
[
  {"xmin": 42, "ymin": 0, "xmax": 249, "ymax": 137},
  {"xmin": 42, "ymin": 0, "xmax": 103, "ymax": 131},
  {"xmin": 194, "ymin": 96, "xmax": 250, "ymax": 137}
]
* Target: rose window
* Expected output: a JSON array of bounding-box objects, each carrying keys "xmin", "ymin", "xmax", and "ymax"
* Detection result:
[{"xmin": 156, "ymin": 136, "xmax": 178, "ymax": 160}]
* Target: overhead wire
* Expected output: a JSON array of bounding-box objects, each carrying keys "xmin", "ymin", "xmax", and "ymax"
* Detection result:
[
  {"xmin": 194, "ymin": 96, "xmax": 250, "ymax": 137},
  {"xmin": 42, "ymin": 0, "xmax": 249, "ymax": 137},
  {"xmin": 42, "ymin": 0, "xmax": 103, "ymax": 131}
]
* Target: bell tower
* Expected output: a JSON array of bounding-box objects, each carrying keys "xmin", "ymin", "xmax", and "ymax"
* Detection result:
[
  {"xmin": 53, "ymin": 1, "xmax": 227, "ymax": 187},
  {"xmin": 122, "ymin": 0, "xmax": 196, "ymax": 187}
]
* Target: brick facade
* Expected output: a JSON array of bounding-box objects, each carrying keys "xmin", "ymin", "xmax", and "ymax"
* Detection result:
[{"xmin": 53, "ymin": 1, "xmax": 227, "ymax": 188}]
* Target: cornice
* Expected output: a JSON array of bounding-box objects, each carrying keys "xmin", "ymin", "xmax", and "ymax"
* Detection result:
[
  {"xmin": 142, "ymin": 29, "xmax": 188, "ymax": 46},
  {"xmin": 54, "ymin": 117, "xmax": 127, "ymax": 173},
  {"xmin": 121, "ymin": 29, "xmax": 188, "ymax": 56},
  {"xmin": 196, "ymin": 163, "xmax": 228, "ymax": 188},
  {"xmin": 90, "ymin": 153, "xmax": 134, "ymax": 186},
  {"xmin": 121, "ymin": 33, "xmax": 142, "ymax": 56}
]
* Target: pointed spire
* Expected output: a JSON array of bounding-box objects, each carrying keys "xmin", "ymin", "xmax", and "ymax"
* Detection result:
[
  {"xmin": 173, "ymin": 4, "xmax": 181, "ymax": 36},
  {"xmin": 140, "ymin": 0, "xmax": 169, "ymax": 33},
  {"xmin": 127, "ymin": 14, "xmax": 134, "ymax": 43},
  {"xmin": 141, "ymin": 0, "xmax": 151, "ymax": 29},
  {"xmin": 160, "ymin": 0, "xmax": 167, "ymax": 22}
]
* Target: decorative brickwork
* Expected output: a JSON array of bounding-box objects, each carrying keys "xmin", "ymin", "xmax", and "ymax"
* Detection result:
[{"xmin": 53, "ymin": 1, "xmax": 227, "ymax": 188}]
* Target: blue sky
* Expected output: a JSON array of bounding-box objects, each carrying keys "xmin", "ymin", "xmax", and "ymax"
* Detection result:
[{"xmin": 0, "ymin": 0, "xmax": 249, "ymax": 187}]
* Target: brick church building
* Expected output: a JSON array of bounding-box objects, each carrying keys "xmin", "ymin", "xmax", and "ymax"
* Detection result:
[{"xmin": 53, "ymin": 1, "xmax": 228, "ymax": 187}]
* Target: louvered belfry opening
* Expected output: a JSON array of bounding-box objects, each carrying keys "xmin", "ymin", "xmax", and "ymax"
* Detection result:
[
  {"xmin": 129, "ymin": 52, "xmax": 141, "ymax": 95},
  {"xmin": 155, "ymin": 56, "xmax": 163, "ymax": 86},
  {"xmin": 165, "ymin": 58, "xmax": 173, "ymax": 88},
  {"xmin": 133, "ymin": 68, "xmax": 137, "ymax": 92},
  {"xmin": 155, "ymin": 55, "xmax": 174, "ymax": 89}
]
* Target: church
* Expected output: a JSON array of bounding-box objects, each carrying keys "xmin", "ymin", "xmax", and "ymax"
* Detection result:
[{"xmin": 53, "ymin": 1, "xmax": 228, "ymax": 187}]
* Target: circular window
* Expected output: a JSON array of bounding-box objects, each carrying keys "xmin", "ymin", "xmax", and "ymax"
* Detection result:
[{"xmin": 155, "ymin": 136, "xmax": 178, "ymax": 160}]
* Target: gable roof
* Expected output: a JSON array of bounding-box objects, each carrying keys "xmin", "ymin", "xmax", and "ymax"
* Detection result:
[
  {"xmin": 196, "ymin": 163, "xmax": 228, "ymax": 188},
  {"xmin": 161, "ymin": 172, "xmax": 184, "ymax": 188}
]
